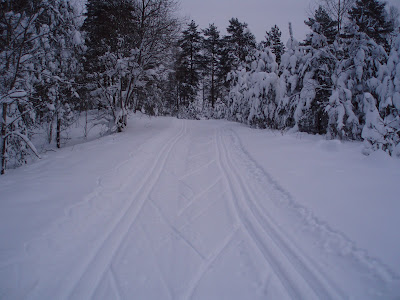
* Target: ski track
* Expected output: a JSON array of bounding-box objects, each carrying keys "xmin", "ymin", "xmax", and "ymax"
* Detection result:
[
  {"xmin": 227, "ymin": 126, "xmax": 399, "ymax": 284},
  {"xmin": 108, "ymin": 267, "xmax": 123, "ymax": 300},
  {"xmin": 215, "ymin": 127, "xmax": 343, "ymax": 299},
  {"xmin": 10, "ymin": 119, "xmax": 186, "ymax": 299},
  {"xmin": 24, "ymin": 120, "xmax": 168, "ymax": 256},
  {"xmin": 65, "ymin": 120, "xmax": 187, "ymax": 299},
  {"xmin": 179, "ymin": 159, "xmax": 216, "ymax": 180},
  {"xmin": 177, "ymin": 178, "xmax": 222, "ymax": 217},
  {"xmin": 141, "ymin": 227, "xmax": 174, "ymax": 300},
  {"xmin": 149, "ymin": 199, "xmax": 206, "ymax": 261},
  {"xmin": 2, "ymin": 119, "xmax": 398, "ymax": 299},
  {"xmin": 182, "ymin": 227, "xmax": 240, "ymax": 300}
]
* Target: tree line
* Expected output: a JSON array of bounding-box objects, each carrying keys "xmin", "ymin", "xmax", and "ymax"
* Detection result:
[
  {"xmin": 225, "ymin": 0, "xmax": 400, "ymax": 157},
  {"xmin": 1, "ymin": 0, "xmax": 399, "ymax": 174},
  {"xmin": 179, "ymin": 0, "xmax": 400, "ymax": 157}
]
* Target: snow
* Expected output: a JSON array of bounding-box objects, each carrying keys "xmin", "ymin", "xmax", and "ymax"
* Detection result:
[
  {"xmin": 8, "ymin": 90, "xmax": 27, "ymax": 99},
  {"xmin": 235, "ymin": 125, "xmax": 400, "ymax": 274},
  {"xmin": 1, "ymin": 116, "xmax": 399, "ymax": 299},
  {"xmin": 394, "ymin": 92, "xmax": 400, "ymax": 110}
]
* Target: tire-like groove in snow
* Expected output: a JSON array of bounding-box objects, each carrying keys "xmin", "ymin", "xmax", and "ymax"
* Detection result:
[
  {"xmin": 63, "ymin": 120, "xmax": 187, "ymax": 300},
  {"xmin": 215, "ymin": 128, "xmax": 342, "ymax": 300}
]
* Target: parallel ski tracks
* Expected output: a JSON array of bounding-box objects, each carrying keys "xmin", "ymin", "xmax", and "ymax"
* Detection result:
[
  {"xmin": 6, "ymin": 119, "xmax": 397, "ymax": 299},
  {"xmin": 215, "ymin": 127, "xmax": 343, "ymax": 300},
  {"xmin": 63, "ymin": 120, "xmax": 187, "ymax": 300}
]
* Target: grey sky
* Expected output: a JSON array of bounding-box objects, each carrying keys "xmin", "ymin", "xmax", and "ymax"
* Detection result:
[{"xmin": 179, "ymin": 0, "xmax": 400, "ymax": 43}]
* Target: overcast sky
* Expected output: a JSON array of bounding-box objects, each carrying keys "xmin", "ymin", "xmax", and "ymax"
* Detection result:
[{"xmin": 179, "ymin": 0, "xmax": 400, "ymax": 43}]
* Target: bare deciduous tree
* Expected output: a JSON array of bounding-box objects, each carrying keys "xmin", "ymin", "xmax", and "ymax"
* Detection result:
[{"xmin": 321, "ymin": 0, "xmax": 355, "ymax": 33}]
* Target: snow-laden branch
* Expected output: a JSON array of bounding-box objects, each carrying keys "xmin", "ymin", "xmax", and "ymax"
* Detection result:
[{"xmin": 4, "ymin": 131, "xmax": 41, "ymax": 159}]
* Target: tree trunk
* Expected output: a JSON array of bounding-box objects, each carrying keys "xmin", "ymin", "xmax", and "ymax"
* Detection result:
[
  {"xmin": 48, "ymin": 116, "xmax": 54, "ymax": 144},
  {"xmin": 211, "ymin": 67, "xmax": 215, "ymax": 108},
  {"xmin": 202, "ymin": 78, "xmax": 205, "ymax": 111},
  {"xmin": 338, "ymin": 0, "xmax": 341, "ymax": 33},
  {"xmin": 1, "ymin": 103, "xmax": 8, "ymax": 175},
  {"xmin": 84, "ymin": 101, "xmax": 88, "ymax": 139},
  {"xmin": 56, "ymin": 113, "xmax": 61, "ymax": 149},
  {"xmin": 176, "ymin": 85, "xmax": 179, "ymax": 110}
]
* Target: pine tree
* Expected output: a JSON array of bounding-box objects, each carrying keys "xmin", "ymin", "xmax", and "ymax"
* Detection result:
[
  {"xmin": 203, "ymin": 24, "xmax": 223, "ymax": 108},
  {"xmin": 349, "ymin": 0, "xmax": 394, "ymax": 50},
  {"xmin": 388, "ymin": 6, "xmax": 400, "ymax": 47},
  {"xmin": 175, "ymin": 20, "xmax": 203, "ymax": 107},
  {"xmin": 275, "ymin": 27, "xmax": 304, "ymax": 130},
  {"xmin": 82, "ymin": 0, "xmax": 137, "ymax": 74},
  {"xmin": 292, "ymin": 6, "xmax": 340, "ymax": 135},
  {"xmin": 297, "ymin": 46, "xmax": 335, "ymax": 134},
  {"xmin": 82, "ymin": 0, "xmax": 138, "ymax": 131},
  {"xmin": 325, "ymin": 19, "xmax": 388, "ymax": 140},
  {"xmin": 225, "ymin": 18, "xmax": 257, "ymax": 70},
  {"xmin": 263, "ymin": 25, "xmax": 285, "ymax": 64},
  {"xmin": 371, "ymin": 33, "xmax": 400, "ymax": 156},
  {"xmin": 304, "ymin": 6, "xmax": 338, "ymax": 45}
]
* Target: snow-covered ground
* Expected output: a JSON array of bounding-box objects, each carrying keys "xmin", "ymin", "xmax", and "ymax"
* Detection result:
[{"xmin": 0, "ymin": 116, "xmax": 399, "ymax": 299}]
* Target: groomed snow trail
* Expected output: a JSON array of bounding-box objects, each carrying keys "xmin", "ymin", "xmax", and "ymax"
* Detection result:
[{"xmin": 1, "ymin": 118, "xmax": 399, "ymax": 299}]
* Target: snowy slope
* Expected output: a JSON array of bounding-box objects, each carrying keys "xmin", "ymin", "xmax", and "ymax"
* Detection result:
[{"xmin": 0, "ymin": 116, "xmax": 399, "ymax": 299}]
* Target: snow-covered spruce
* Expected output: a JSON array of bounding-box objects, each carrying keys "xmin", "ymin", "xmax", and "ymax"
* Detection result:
[{"xmin": 227, "ymin": 46, "xmax": 278, "ymax": 128}]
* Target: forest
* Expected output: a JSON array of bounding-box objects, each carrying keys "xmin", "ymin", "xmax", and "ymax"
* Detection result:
[{"xmin": 1, "ymin": 0, "xmax": 400, "ymax": 174}]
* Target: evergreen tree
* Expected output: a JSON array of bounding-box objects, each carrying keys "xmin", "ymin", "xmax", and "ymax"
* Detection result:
[
  {"xmin": 217, "ymin": 17, "xmax": 257, "ymax": 101},
  {"xmin": 263, "ymin": 25, "xmax": 285, "ymax": 64},
  {"xmin": 203, "ymin": 24, "xmax": 223, "ymax": 107},
  {"xmin": 82, "ymin": 0, "xmax": 137, "ymax": 74},
  {"xmin": 349, "ymin": 0, "xmax": 394, "ymax": 50},
  {"xmin": 217, "ymin": 38, "xmax": 232, "ymax": 91},
  {"xmin": 295, "ymin": 45, "xmax": 335, "ymax": 135},
  {"xmin": 225, "ymin": 18, "xmax": 257, "ymax": 70},
  {"xmin": 35, "ymin": 0, "xmax": 82, "ymax": 148},
  {"xmin": 304, "ymin": 6, "xmax": 338, "ymax": 45},
  {"xmin": 275, "ymin": 30, "xmax": 304, "ymax": 130},
  {"xmin": 175, "ymin": 21, "xmax": 203, "ymax": 107},
  {"xmin": 370, "ymin": 33, "xmax": 400, "ymax": 156},
  {"xmin": 325, "ymin": 20, "xmax": 388, "ymax": 140},
  {"xmin": 227, "ymin": 46, "xmax": 279, "ymax": 128},
  {"xmin": 82, "ymin": 0, "xmax": 138, "ymax": 131},
  {"xmin": 388, "ymin": 6, "xmax": 400, "ymax": 46},
  {"xmin": 293, "ymin": 6, "xmax": 339, "ymax": 135}
]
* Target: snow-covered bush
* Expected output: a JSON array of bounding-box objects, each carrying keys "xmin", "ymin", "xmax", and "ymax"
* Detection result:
[
  {"xmin": 372, "ymin": 34, "xmax": 400, "ymax": 156},
  {"xmin": 361, "ymin": 93, "xmax": 391, "ymax": 155},
  {"xmin": 275, "ymin": 37, "xmax": 303, "ymax": 130},
  {"xmin": 227, "ymin": 46, "xmax": 279, "ymax": 128}
]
